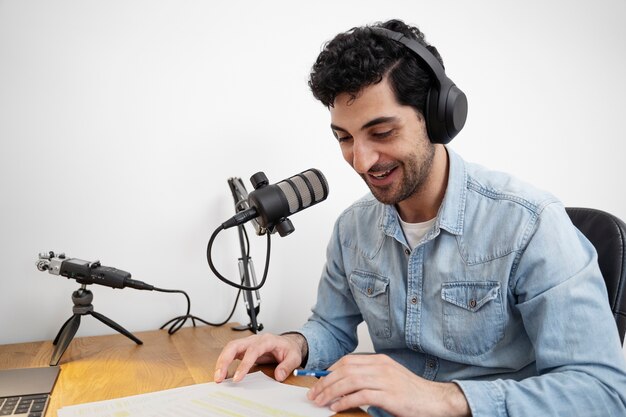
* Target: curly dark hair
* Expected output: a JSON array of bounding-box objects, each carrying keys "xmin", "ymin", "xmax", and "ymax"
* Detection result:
[{"xmin": 309, "ymin": 19, "xmax": 443, "ymax": 116}]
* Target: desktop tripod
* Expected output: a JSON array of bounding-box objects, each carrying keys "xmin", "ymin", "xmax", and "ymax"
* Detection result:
[{"xmin": 50, "ymin": 284, "xmax": 142, "ymax": 366}]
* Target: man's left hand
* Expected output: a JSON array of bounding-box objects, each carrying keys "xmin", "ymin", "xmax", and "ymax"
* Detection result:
[{"xmin": 306, "ymin": 354, "xmax": 471, "ymax": 417}]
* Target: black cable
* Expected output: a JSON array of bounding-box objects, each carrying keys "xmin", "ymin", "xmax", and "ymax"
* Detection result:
[
  {"xmin": 155, "ymin": 286, "xmax": 242, "ymax": 335},
  {"xmin": 242, "ymin": 221, "xmax": 251, "ymax": 258},
  {"xmin": 206, "ymin": 224, "xmax": 271, "ymax": 291},
  {"xmin": 157, "ymin": 223, "xmax": 263, "ymax": 334}
]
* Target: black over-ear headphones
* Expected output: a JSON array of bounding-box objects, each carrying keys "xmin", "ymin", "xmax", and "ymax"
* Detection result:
[{"xmin": 370, "ymin": 27, "xmax": 468, "ymax": 144}]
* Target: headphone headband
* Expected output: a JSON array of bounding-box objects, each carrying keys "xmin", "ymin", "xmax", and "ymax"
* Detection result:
[
  {"xmin": 370, "ymin": 27, "xmax": 447, "ymax": 89},
  {"xmin": 369, "ymin": 27, "xmax": 468, "ymax": 144}
]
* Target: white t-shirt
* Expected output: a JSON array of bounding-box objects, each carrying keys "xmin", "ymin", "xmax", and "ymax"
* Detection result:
[{"xmin": 399, "ymin": 217, "xmax": 436, "ymax": 250}]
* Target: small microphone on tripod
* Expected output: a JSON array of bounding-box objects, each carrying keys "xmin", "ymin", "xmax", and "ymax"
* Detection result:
[
  {"xmin": 37, "ymin": 252, "xmax": 154, "ymax": 290},
  {"xmin": 36, "ymin": 251, "xmax": 148, "ymax": 366}
]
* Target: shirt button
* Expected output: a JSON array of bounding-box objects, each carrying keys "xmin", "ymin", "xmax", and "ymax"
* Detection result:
[
  {"xmin": 411, "ymin": 296, "xmax": 418, "ymax": 304},
  {"xmin": 469, "ymin": 299, "xmax": 477, "ymax": 308},
  {"xmin": 367, "ymin": 287, "xmax": 373, "ymax": 295},
  {"xmin": 404, "ymin": 248, "xmax": 410, "ymax": 255},
  {"xmin": 427, "ymin": 360, "xmax": 435, "ymax": 368}
]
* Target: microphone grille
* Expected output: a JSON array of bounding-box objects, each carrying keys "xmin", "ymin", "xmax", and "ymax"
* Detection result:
[
  {"xmin": 290, "ymin": 176, "xmax": 313, "ymax": 209},
  {"xmin": 302, "ymin": 169, "xmax": 328, "ymax": 204},
  {"xmin": 277, "ymin": 181, "xmax": 300, "ymax": 214},
  {"xmin": 302, "ymin": 169, "xmax": 328, "ymax": 203},
  {"xmin": 277, "ymin": 169, "xmax": 329, "ymax": 214}
]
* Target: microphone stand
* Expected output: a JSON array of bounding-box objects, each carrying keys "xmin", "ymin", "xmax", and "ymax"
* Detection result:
[{"xmin": 227, "ymin": 178, "xmax": 263, "ymax": 333}]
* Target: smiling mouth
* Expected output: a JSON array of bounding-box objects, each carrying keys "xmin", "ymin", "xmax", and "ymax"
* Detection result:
[{"xmin": 369, "ymin": 166, "xmax": 396, "ymax": 180}]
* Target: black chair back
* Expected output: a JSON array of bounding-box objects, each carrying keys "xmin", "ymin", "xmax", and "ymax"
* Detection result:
[{"xmin": 566, "ymin": 207, "xmax": 626, "ymax": 344}]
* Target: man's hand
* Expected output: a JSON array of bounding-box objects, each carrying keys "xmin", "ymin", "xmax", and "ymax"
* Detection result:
[
  {"xmin": 213, "ymin": 332, "xmax": 307, "ymax": 383},
  {"xmin": 307, "ymin": 354, "xmax": 471, "ymax": 417}
]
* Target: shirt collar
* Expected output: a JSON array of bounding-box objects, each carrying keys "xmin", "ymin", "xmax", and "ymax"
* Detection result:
[
  {"xmin": 437, "ymin": 146, "xmax": 466, "ymax": 236},
  {"xmin": 381, "ymin": 146, "xmax": 467, "ymax": 238}
]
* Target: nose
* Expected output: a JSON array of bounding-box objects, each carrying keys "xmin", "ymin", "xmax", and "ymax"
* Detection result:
[{"xmin": 350, "ymin": 138, "xmax": 378, "ymax": 174}]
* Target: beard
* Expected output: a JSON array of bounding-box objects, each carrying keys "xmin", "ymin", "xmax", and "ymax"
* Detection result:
[{"xmin": 361, "ymin": 141, "xmax": 435, "ymax": 205}]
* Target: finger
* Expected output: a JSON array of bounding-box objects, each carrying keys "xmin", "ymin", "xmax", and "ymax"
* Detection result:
[
  {"xmin": 254, "ymin": 352, "xmax": 279, "ymax": 365},
  {"xmin": 214, "ymin": 338, "xmax": 253, "ymax": 382},
  {"xmin": 310, "ymin": 373, "xmax": 352, "ymax": 406},
  {"xmin": 310, "ymin": 364, "xmax": 388, "ymax": 405},
  {"xmin": 329, "ymin": 389, "xmax": 384, "ymax": 413},
  {"xmin": 273, "ymin": 348, "xmax": 302, "ymax": 382},
  {"xmin": 232, "ymin": 339, "xmax": 278, "ymax": 382},
  {"xmin": 233, "ymin": 335, "xmax": 296, "ymax": 382},
  {"xmin": 309, "ymin": 368, "xmax": 348, "ymax": 403}
]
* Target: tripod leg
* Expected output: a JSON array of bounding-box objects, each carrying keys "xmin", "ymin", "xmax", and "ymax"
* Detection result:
[
  {"xmin": 50, "ymin": 315, "xmax": 81, "ymax": 366},
  {"xmin": 52, "ymin": 315, "xmax": 75, "ymax": 345},
  {"xmin": 90, "ymin": 311, "xmax": 143, "ymax": 345}
]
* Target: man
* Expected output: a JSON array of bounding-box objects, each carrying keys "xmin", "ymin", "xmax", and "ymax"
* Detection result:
[{"xmin": 214, "ymin": 19, "xmax": 626, "ymax": 416}]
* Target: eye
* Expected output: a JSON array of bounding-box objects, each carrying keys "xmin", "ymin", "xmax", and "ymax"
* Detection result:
[
  {"xmin": 333, "ymin": 131, "xmax": 352, "ymax": 143},
  {"xmin": 337, "ymin": 135, "xmax": 352, "ymax": 143},
  {"xmin": 372, "ymin": 129, "xmax": 393, "ymax": 139}
]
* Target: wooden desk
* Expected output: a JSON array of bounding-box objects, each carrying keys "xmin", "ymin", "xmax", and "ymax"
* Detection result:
[{"xmin": 0, "ymin": 324, "xmax": 366, "ymax": 416}]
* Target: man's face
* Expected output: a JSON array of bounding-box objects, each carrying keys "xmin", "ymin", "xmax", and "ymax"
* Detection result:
[{"xmin": 329, "ymin": 77, "xmax": 435, "ymax": 206}]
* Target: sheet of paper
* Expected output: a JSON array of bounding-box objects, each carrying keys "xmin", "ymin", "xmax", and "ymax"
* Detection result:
[{"xmin": 57, "ymin": 372, "xmax": 332, "ymax": 417}]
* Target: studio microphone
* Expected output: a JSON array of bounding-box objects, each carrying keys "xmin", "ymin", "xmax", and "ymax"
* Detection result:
[
  {"xmin": 221, "ymin": 168, "xmax": 329, "ymax": 237},
  {"xmin": 36, "ymin": 251, "xmax": 154, "ymax": 290}
]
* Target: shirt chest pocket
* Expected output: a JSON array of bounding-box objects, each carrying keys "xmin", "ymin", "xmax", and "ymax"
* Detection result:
[
  {"xmin": 349, "ymin": 271, "xmax": 391, "ymax": 338},
  {"xmin": 441, "ymin": 281, "xmax": 504, "ymax": 356}
]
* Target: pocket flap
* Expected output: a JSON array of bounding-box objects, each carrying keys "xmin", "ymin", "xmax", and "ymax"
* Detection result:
[
  {"xmin": 349, "ymin": 270, "xmax": 389, "ymax": 298},
  {"xmin": 441, "ymin": 281, "xmax": 500, "ymax": 312}
]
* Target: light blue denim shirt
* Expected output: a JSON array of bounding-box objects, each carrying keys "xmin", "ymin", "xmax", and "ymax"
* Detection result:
[{"xmin": 298, "ymin": 147, "xmax": 626, "ymax": 416}]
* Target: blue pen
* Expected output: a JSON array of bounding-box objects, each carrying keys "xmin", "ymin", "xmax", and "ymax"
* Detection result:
[{"xmin": 293, "ymin": 369, "xmax": 331, "ymax": 377}]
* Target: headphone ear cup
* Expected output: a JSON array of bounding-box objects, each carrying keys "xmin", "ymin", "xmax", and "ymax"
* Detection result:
[
  {"xmin": 425, "ymin": 83, "xmax": 468, "ymax": 145},
  {"xmin": 370, "ymin": 28, "xmax": 468, "ymax": 143},
  {"xmin": 445, "ymin": 85, "xmax": 468, "ymax": 143},
  {"xmin": 425, "ymin": 86, "xmax": 445, "ymax": 144}
]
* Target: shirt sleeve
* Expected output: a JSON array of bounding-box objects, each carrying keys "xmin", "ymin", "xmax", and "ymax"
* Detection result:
[
  {"xmin": 455, "ymin": 202, "xmax": 626, "ymax": 416},
  {"xmin": 296, "ymin": 215, "xmax": 362, "ymax": 370}
]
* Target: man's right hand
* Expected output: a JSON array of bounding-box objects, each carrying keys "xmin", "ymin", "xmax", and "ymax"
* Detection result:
[{"xmin": 213, "ymin": 332, "xmax": 308, "ymax": 383}]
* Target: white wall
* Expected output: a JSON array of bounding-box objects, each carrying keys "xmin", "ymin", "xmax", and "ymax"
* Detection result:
[{"xmin": 1, "ymin": 0, "xmax": 624, "ymax": 360}]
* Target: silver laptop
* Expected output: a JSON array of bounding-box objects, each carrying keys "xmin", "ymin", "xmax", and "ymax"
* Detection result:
[{"xmin": 0, "ymin": 366, "xmax": 60, "ymax": 416}]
